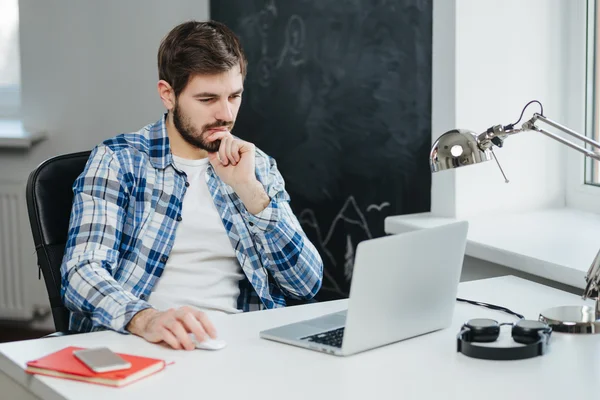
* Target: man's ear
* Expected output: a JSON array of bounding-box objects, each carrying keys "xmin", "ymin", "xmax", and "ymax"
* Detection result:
[{"xmin": 158, "ymin": 80, "xmax": 176, "ymax": 110}]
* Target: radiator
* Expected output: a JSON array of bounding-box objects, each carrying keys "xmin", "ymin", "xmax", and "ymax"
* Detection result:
[{"xmin": 0, "ymin": 182, "xmax": 35, "ymax": 320}]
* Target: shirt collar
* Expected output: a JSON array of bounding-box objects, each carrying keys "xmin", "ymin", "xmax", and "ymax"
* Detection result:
[
  {"xmin": 147, "ymin": 113, "xmax": 216, "ymax": 175},
  {"xmin": 147, "ymin": 113, "xmax": 174, "ymax": 170}
]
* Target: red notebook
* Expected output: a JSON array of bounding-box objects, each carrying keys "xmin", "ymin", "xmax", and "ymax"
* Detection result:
[{"xmin": 25, "ymin": 346, "xmax": 167, "ymax": 387}]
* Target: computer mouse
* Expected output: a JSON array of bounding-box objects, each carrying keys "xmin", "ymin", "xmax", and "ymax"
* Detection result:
[{"xmin": 190, "ymin": 335, "xmax": 227, "ymax": 350}]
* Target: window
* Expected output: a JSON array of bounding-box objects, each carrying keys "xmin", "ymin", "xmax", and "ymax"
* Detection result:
[
  {"xmin": 586, "ymin": 0, "xmax": 600, "ymax": 185},
  {"xmin": 0, "ymin": 0, "xmax": 21, "ymax": 118}
]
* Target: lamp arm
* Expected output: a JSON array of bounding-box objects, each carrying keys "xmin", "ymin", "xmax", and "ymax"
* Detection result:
[
  {"xmin": 528, "ymin": 114, "xmax": 600, "ymax": 300},
  {"xmin": 478, "ymin": 112, "xmax": 600, "ymax": 300},
  {"xmin": 477, "ymin": 113, "xmax": 600, "ymax": 162},
  {"xmin": 524, "ymin": 113, "xmax": 600, "ymax": 162},
  {"xmin": 584, "ymin": 249, "xmax": 600, "ymax": 302}
]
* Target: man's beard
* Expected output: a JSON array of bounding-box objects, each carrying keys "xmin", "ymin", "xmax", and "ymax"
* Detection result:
[{"xmin": 172, "ymin": 103, "xmax": 233, "ymax": 153}]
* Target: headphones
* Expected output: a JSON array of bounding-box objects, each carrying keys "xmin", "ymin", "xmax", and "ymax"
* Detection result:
[{"xmin": 457, "ymin": 318, "xmax": 552, "ymax": 360}]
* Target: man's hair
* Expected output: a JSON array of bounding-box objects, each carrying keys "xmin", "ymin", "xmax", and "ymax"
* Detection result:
[{"xmin": 157, "ymin": 20, "xmax": 247, "ymax": 97}]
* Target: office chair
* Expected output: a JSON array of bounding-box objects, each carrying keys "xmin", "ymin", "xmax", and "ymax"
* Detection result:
[{"xmin": 26, "ymin": 150, "xmax": 91, "ymax": 334}]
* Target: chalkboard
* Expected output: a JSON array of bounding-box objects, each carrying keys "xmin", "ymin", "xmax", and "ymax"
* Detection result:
[{"xmin": 211, "ymin": 0, "xmax": 432, "ymax": 301}]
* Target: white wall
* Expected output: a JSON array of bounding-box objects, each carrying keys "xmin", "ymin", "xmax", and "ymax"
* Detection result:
[
  {"xmin": 430, "ymin": 0, "xmax": 457, "ymax": 217},
  {"xmin": 432, "ymin": 0, "xmax": 574, "ymax": 219},
  {"xmin": 0, "ymin": 0, "xmax": 209, "ymax": 325},
  {"xmin": 5, "ymin": 0, "xmax": 209, "ymax": 182}
]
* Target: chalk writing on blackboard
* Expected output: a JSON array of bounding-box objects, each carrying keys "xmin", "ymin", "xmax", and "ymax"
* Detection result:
[{"xmin": 299, "ymin": 195, "xmax": 390, "ymax": 290}]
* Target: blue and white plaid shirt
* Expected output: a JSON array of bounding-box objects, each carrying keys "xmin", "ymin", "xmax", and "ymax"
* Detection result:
[{"xmin": 61, "ymin": 115, "xmax": 323, "ymax": 333}]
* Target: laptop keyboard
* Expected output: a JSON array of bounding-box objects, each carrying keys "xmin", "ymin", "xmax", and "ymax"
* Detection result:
[{"xmin": 302, "ymin": 327, "xmax": 345, "ymax": 348}]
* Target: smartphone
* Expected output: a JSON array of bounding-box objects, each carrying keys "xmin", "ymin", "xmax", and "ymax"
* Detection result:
[{"xmin": 73, "ymin": 347, "xmax": 132, "ymax": 373}]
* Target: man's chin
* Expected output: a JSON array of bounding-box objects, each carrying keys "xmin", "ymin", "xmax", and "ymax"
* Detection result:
[
  {"xmin": 198, "ymin": 140, "xmax": 221, "ymax": 153},
  {"xmin": 179, "ymin": 131, "xmax": 221, "ymax": 152}
]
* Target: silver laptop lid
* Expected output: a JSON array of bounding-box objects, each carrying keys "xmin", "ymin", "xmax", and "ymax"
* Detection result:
[{"xmin": 341, "ymin": 221, "xmax": 468, "ymax": 355}]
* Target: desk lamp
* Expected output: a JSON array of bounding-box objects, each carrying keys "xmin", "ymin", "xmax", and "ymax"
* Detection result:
[{"xmin": 430, "ymin": 101, "xmax": 600, "ymax": 334}]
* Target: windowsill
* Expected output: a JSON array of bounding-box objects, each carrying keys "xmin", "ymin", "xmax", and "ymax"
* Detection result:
[
  {"xmin": 384, "ymin": 207, "xmax": 600, "ymax": 290},
  {"xmin": 0, "ymin": 120, "xmax": 46, "ymax": 149}
]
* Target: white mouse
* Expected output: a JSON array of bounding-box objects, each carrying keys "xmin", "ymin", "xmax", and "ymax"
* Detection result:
[{"xmin": 190, "ymin": 335, "xmax": 227, "ymax": 350}]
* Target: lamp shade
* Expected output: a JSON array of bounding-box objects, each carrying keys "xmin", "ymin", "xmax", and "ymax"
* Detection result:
[{"xmin": 430, "ymin": 129, "xmax": 493, "ymax": 172}]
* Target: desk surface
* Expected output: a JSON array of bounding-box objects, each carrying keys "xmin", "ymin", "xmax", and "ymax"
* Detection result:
[{"xmin": 1, "ymin": 276, "xmax": 599, "ymax": 400}]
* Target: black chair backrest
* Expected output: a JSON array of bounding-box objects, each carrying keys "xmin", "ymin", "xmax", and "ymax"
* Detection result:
[{"xmin": 26, "ymin": 151, "xmax": 91, "ymax": 332}]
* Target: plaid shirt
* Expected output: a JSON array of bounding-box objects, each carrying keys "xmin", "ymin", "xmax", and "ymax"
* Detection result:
[{"xmin": 61, "ymin": 115, "xmax": 323, "ymax": 333}]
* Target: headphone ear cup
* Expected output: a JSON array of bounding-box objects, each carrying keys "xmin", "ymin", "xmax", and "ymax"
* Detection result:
[
  {"xmin": 470, "ymin": 326, "xmax": 500, "ymax": 342},
  {"xmin": 512, "ymin": 327, "xmax": 538, "ymax": 344},
  {"xmin": 463, "ymin": 319, "xmax": 500, "ymax": 342},
  {"xmin": 512, "ymin": 320, "xmax": 550, "ymax": 344}
]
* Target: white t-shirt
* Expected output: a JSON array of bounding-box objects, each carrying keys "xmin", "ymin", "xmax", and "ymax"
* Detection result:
[{"xmin": 147, "ymin": 155, "xmax": 244, "ymax": 317}]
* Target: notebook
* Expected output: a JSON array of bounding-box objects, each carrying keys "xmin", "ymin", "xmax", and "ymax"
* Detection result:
[{"xmin": 25, "ymin": 346, "xmax": 167, "ymax": 387}]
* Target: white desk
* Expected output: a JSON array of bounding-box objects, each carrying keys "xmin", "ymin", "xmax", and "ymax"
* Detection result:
[{"xmin": 1, "ymin": 276, "xmax": 599, "ymax": 400}]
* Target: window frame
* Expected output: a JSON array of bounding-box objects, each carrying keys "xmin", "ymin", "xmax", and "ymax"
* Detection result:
[
  {"xmin": 585, "ymin": 0, "xmax": 600, "ymax": 186},
  {"xmin": 565, "ymin": 0, "xmax": 600, "ymax": 213},
  {"xmin": 0, "ymin": 0, "xmax": 21, "ymax": 119}
]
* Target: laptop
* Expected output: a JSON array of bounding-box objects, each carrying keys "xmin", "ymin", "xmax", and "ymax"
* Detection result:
[{"xmin": 259, "ymin": 221, "xmax": 469, "ymax": 356}]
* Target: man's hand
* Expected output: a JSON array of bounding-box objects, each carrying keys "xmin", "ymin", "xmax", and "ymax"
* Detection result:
[
  {"xmin": 207, "ymin": 131, "xmax": 270, "ymax": 214},
  {"xmin": 127, "ymin": 306, "xmax": 217, "ymax": 350}
]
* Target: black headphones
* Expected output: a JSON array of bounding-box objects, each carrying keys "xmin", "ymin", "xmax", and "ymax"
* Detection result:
[{"xmin": 457, "ymin": 318, "xmax": 552, "ymax": 360}]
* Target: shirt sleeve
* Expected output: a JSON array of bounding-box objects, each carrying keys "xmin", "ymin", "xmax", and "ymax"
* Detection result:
[
  {"xmin": 242, "ymin": 154, "xmax": 323, "ymax": 300},
  {"xmin": 61, "ymin": 145, "xmax": 153, "ymax": 333}
]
